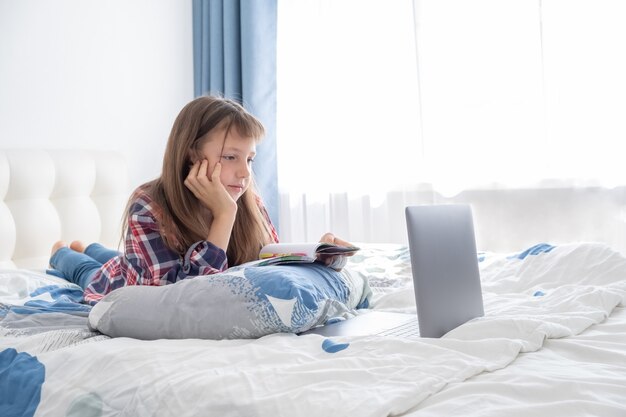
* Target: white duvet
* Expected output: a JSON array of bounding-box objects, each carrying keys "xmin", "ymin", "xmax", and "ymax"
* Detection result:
[{"xmin": 1, "ymin": 242, "xmax": 625, "ymax": 417}]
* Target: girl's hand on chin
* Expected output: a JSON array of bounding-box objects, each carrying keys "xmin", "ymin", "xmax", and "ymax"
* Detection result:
[{"xmin": 184, "ymin": 160, "xmax": 237, "ymax": 219}]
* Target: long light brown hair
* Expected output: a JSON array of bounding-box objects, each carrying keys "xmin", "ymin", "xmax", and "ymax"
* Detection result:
[{"xmin": 123, "ymin": 96, "xmax": 276, "ymax": 266}]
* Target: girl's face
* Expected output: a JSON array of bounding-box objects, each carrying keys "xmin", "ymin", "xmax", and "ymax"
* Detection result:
[{"xmin": 197, "ymin": 126, "xmax": 257, "ymax": 201}]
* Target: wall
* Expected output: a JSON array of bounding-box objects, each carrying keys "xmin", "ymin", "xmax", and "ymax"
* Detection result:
[{"xmin": 0, "ymin": 0, "xmax": 194, "ymax": 189}]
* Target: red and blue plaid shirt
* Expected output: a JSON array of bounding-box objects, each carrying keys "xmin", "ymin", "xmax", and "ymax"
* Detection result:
[{"xmin": 84, "ymin": 188, "xmax": 279, "ymax": 305}]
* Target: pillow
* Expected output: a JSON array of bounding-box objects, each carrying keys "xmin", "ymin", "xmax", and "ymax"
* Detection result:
[{"xmin": 88, "ymin": 263, "xmax": 371, "ymax": 340}]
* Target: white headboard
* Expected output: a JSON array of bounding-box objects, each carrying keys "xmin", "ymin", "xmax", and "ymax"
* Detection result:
[{"xmin": 0, "ymin": 149, "xmax": 130, "ymax": 269}]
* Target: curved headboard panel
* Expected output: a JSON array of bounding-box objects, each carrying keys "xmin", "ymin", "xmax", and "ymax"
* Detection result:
[{"xmin": 0, "ymin": 149, "xmax": 130, "ymax": 269}]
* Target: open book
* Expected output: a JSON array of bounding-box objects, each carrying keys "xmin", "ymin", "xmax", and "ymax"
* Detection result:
[{"xmin": 254, "ymin": 242, "xmax": 360, "ymax": 269}]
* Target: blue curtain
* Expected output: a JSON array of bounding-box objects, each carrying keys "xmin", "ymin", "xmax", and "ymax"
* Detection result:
[{"xmin": 192, "ymin": 0, "xmax": 279, "ymax": 230}]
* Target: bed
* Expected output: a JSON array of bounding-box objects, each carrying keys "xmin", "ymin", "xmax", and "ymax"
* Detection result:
[{"xmin": 1, "ymin": 149, "xmax": 625, "ymax": 417}]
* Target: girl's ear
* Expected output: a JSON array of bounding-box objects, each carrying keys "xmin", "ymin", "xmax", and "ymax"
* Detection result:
[{"xmin": 188, "ymin": 147, "xmax": 201, "ymax": 164}]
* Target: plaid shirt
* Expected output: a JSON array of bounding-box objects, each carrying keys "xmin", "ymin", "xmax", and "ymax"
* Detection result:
[{"xmin": 83, "ymin": 188, "xmax": 279, "ymax": 305}]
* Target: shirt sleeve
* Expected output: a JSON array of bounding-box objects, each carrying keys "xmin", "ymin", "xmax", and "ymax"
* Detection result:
[{"xmin": 119, "ymin": 200, "xmax": 228, "ymax": 286}]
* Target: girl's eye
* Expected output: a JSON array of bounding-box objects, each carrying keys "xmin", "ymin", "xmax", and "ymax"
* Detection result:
[
  {"xmin": 247, "ymin": 158, "xmax": 255, "ymax": 165},
  {"xmin": 222, "ymin": 155, "xmax": 236, "ymax": 161}
]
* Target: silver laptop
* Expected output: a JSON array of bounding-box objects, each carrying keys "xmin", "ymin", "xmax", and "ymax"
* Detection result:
[{"xmin": 301, "ymin": 204, "xmax": 484, "ymax": 338}]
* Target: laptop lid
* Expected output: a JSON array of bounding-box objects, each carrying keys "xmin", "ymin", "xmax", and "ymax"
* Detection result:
[{"xmin": 405, "ymin": 204, "xmax": 484, "ymax": 337}]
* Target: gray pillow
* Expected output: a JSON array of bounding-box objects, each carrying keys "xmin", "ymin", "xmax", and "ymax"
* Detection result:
[{"xmin": 88, "ymin": 263, "xmax": 371, "ymax": 340}]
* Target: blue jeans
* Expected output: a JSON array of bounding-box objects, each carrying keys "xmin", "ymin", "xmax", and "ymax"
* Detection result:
[{"xmin": 48, "ymin": 243, "xmax": 120, "ymax": 290}]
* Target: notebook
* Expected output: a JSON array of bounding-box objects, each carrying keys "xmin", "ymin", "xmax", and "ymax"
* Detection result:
[{"xmin": 300, "ymin": 204, "xmax": 485, "ymax": 338}]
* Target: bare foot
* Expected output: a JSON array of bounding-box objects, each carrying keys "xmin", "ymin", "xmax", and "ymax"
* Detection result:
[
  {"xmin": 70, "ymin": 240, "xmax": 87, "ymax": 253},
  {"xmin": 51, "ymin": 241, "xmax": 67, "ymax": 257}
]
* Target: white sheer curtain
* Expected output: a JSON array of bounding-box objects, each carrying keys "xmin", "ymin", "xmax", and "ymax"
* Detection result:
[{"xmin": 276, "ymin": 0, "xmax": 626, "ymax": 253}]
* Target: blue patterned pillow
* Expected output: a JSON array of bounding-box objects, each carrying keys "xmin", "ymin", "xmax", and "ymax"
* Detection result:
[{"xmin": 88, "ymin": 263, "xmax": 371, "ymax": 340}]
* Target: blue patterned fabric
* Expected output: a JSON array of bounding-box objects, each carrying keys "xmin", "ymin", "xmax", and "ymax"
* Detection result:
[
  {"xmin": 1, "ymin": 284, "xmax": 89, "ymax": 318},
  {"xmin": 509, "ymin": 243, "xmax": 556, "ymax": 260},
  {"xmin": 0, "ymin": 349, "xmax": 45, "ymax": 417}
]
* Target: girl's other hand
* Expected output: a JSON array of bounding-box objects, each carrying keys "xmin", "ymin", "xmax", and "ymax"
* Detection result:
[
  {"xmin": 184, "ymin": 160, "xmax": 237, "ymax": 220},
  {"xmin": 318, "ymin": 232, "xmax": 353, "ymax": 271},
  {"xmin": 319, "ymin": 232, "xmax": 355, "ymax": 255}
]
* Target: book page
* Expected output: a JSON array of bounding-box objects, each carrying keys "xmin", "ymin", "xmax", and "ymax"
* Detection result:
[{"xmin": 259, "ymin": 243, "xmax": 322, "ymax": 259}]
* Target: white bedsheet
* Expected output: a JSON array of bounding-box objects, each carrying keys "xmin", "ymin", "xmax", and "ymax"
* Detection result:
[
  {"xmin": 404, "ymin": 243, "xmax": 626, "ymax": 417},
  {"xmin": 407, "ymin": 306, "xmax": 626, "ymax": 416},
  {"xmin": 1, "ymin": 242, "xmax": 625, "ymax": 417}
]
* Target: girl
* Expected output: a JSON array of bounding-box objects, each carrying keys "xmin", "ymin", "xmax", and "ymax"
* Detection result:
[{"xmin": 48, "ymin": 95, "xmax": 348, "ymax": 305}]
